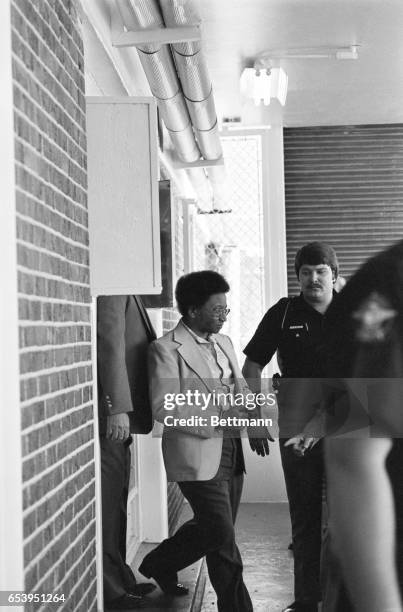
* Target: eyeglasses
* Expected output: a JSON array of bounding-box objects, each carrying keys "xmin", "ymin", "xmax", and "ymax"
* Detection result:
[{"xmin": 210, "ymin": 307, "xmax": 230, "ymax": 318}]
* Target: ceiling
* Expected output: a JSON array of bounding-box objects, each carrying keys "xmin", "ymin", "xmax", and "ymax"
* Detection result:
[{"xmin": 195, "ymin": 0, "xmax": 403, "ymax": 127}]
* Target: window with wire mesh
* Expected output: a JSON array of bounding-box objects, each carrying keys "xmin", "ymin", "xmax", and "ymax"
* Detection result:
[{"xmin": 193, "ymin": 134, "xmax": 265, "ymax": 359}]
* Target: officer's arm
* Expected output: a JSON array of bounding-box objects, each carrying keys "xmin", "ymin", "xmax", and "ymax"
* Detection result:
[
  {"xmin": 242, "ymin": 358, "xmax": 273, "ymax": 456},
  {"xmin": 283, "ymin": 379, "xmax": 328, "ymax": 455},
  {"xmin": 242, "ymin": 358, "xmax": 263, "ymax": 393}
]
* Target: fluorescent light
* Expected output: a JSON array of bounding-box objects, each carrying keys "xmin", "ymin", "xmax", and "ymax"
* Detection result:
[
  {"xmin": 271, "ymin": 67, "xmax": 288, "ymax": 106},
  {"xmin": 240, "ymin": 68, "xmax": 272, "ymax": 106},
  {"xmin": 240, "ymin": 67, "xmax": 288, "ymax": 106},
  {"xmin": 335, "ymin": 45, "xmax": 359, "ymax": 60},
  {"xmin": 255, "ymin": 70, "xmax": 271, "ymax": 105}
]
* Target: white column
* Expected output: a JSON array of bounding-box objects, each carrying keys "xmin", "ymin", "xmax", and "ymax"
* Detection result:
[
  {"xmin": 138, "ymin": 308, "xmax": 168, "ymax": 542},
  {"xmin": 231, "ymin": 120, "xmax": 288, "ymax": 503},
  {"xmin": 0, "ymin": 0, "xmax": 24, "ymax": 603},
  {"xmin": 261, "ymin": 104, "xmax": 288, "ymax": 309},
  {"xmin": 137, "ymin": 434, "xmax": 168, "ymax": 542},
  {"xmin": 182, "ymin": 200, "xmax": 196, "ymax": 274}
]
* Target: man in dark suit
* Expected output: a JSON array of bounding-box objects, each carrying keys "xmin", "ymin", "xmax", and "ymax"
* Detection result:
[{"xmin": 97, "ymin": 295, "xmax": 157, "ymax": 610}]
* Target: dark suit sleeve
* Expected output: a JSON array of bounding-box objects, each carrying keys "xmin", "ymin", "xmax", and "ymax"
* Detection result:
[{"xmin": 97, "ymin": 295, "xmax": 133, "ymax": 416}]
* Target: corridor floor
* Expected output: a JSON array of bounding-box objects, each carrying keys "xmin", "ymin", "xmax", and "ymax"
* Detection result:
[{"xmin": 201, "ymin": 502, "xmax": 294, "ymax": 612}]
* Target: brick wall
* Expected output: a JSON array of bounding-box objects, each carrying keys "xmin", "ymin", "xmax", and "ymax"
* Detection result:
[{"xmin": 11, "ymin": 1, "xmax": 96, "ymax": 609}]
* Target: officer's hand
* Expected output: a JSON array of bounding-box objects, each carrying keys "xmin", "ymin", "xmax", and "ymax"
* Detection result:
[
  {"xmin": 106, "ymin": 413, "xmax": 130, "ymax": 441},
  {"xmin": 284, "ymin": 434, "xmax": 318, "ymax": 457},
  {"xmin": 247, "ymin": 426, "xmax": 274, "ymax": 457}
]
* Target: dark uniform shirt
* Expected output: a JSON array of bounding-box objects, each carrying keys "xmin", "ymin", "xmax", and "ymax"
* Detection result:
[
  {"xmin": 244, "ymin": 293, "xmax": 335, "ymax": 378},
  {"xmin": 244, "ymin": 293, "xmax": 336, "ymax": 435}
]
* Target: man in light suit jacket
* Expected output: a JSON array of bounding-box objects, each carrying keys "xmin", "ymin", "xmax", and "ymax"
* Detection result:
[
  {"xmin": 97, "ymin": 295, "xmax": 157, "ymax": 610},
  {"xmin": 139, "ymin": 271, "xmax": 271, "ymax": 612}
]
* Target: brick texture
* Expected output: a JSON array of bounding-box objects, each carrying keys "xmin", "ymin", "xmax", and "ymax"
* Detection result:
[{"xmin": 11, "ymin": 1, "xmax": 96, "ymax": 609}]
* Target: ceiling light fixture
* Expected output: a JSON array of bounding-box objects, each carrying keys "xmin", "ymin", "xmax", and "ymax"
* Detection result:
[
  {"xmin": 270, "ymin": 67, "xmax": 288, "ymax": 106},
  {"xmin": 240, "ymin": 67, "xmax": 288, "ymax": 106},
  {"xmin": 240, "ymin": 68, "xmax": 271, "ymax": 106},
  {"xmin": 240, "ymin": 44, "xmax": 359, "ymax": 107}
]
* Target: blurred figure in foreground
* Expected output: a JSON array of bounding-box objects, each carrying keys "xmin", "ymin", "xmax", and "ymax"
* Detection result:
[{"xmin": 324, "ymin": 240, "xmax": 403, "ymax": 612}]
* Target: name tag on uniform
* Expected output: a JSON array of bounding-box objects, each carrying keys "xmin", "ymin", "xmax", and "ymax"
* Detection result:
[{"xmin": 288, "ymin": 325, "xmax": 304, "ymax": 330}]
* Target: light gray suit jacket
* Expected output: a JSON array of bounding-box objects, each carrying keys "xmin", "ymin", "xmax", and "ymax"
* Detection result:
[{"xmin": 148, "ymin": 320, "xmax": 251, "ymax": 481}]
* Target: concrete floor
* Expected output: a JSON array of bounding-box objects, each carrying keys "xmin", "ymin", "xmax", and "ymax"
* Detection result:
[
  {"xmin": 120, "ymin": 503, "xmax": 294, "ymax": 612},
  {"xmin": 201, "ymin": 503, "xmax": 294, "ymax": 612}
]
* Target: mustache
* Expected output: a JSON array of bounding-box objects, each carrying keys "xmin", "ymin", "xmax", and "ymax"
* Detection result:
[{"xmin": 308, "ymin": 283, "xmax": 322, "ymax": 288}]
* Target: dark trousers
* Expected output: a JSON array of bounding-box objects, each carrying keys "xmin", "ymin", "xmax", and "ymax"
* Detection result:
[
  {"xmin": 100, "ymin": 437, "xmax": 137, "ymax": 603},
  {"xmin": 143, "ymin": 439, "xmax": 253, "ymax": 612},
  {"xmin": 280, "ymin": 438, "xmax": 323, "ymax": 607}
]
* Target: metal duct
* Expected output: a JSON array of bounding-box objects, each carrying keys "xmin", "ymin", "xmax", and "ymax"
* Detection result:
[
  {"xmin": 186, "ymin": 167, "xmax": 213, "ymax": 207},
  {"xmin": 116, "ymin": 0, "xmax": 200, "ymax": 163},
  {"xmin": 158, "ymin": 0, "xmax": 201, "ymax": 55},
  {"xmin": 118, "ymin": 0, "xmax": 164, "ymax": 53},
  {"xmin": 115, "ymin": 0, "xmax": 225, "ymax": 206},
  {"xmin": 158, "ymin": 0, "xmax": 223, "ymax": 161},
  {"xmin": 208, "ymin": 163, "xmax": 229, "ymax": 203}
]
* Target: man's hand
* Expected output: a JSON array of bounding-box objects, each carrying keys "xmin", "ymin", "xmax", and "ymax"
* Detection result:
[
  {"xmin": 106, "ymin": 413, "xmax": 130, "ymax": 441},
  {"xmin": 248, "ymin": 426, "xmax": 274, "ymax": 457},
  {"xmin": 284, "ymin": 434, "xmax": 319, "ymax": 457}
]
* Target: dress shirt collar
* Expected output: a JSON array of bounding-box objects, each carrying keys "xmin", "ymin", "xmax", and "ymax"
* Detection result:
[{"xmin": 181, "ymin": 319, "xmax": 216, "ymax": 344}]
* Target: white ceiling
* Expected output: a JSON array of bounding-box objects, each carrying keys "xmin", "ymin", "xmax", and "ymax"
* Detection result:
[{"xmin": 195, "ymin": 0, "xmax": 403, "ymax": 127}]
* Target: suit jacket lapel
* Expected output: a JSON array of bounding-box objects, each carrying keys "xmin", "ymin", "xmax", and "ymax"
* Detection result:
[
  {"xmin": 174, "ymin": 322, "xmax": 214, "ymax": 392},
  {"xmin": 133, "ymin": 295, "xmax": 157, "ymax": 341}
]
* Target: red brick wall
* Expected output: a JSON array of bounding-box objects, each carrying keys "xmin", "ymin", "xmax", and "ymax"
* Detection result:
[{"xmin": 11, "ymin": 0, "xmax": 96, "ymax": 608}]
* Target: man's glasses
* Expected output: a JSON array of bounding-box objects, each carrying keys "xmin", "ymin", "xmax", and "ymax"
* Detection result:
[{"xmin": 210, "ymin": 307, "xmax": 230, "ymax": 318}]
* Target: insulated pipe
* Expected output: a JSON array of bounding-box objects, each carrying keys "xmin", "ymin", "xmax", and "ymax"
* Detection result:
[
  {"xmin": 115, "ymin": 0, "xmax": 224, "ymax": 206},
  {"xmin": 158, "ymin": 0, "xmax": 223, "ymax": 161},
  {"xmin": 186, "ymin": 167, "xmax": 213, "ymax": 208},
  {"xmin": 116, "ymin": 0, "xmax": 200, "ymax": 163}
]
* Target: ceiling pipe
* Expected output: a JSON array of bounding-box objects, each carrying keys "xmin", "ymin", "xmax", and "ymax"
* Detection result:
[
  {"xmin": 115, "ymin": 0, "xmax": 226, "ymax": 208},
  {"xmin": 116, "ymin": 0, "xmax": 200, "ymax": 163},
  {"xmin": 158, "ymin": 0, "xmax": 223, "ymax": 161}
]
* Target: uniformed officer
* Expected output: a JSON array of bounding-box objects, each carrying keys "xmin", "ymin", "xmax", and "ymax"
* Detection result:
[{"xmin": 242, "ymin": 242, "xmax": 339, "ymax": 612}]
